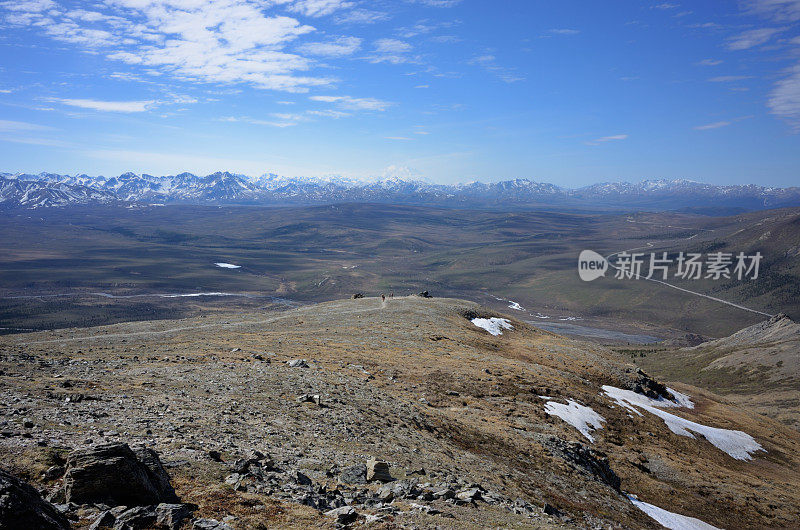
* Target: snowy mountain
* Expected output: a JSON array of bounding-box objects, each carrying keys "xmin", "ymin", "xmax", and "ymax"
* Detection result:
[
  {"xmin": 0, "ymin": 176, "xmax": 118, "ymax": 209},
  {"xmin": 1, "ymin": 171, "xmax": 799, "ymax": 211}
]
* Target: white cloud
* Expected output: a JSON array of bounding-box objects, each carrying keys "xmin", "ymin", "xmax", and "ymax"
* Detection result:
[
  {"xmin": 469, "ymin": 54, "xmax": 524, "ymax": 83},
  {"xmin": 652, "ymin": 2, "xmax": 679, "ymax": 9},
  {"xmin": 309, "ymin": 94, "xmax": 392, "ymax": 110},
  {"xmin": 548, "ymin": 28, "xmax": 580, "ymax": 35},
  {"xmin": 384, "ymin": 136, "xmax": 411, "ymax": 140},
  {"xmin": 289, "ymin": 0, "xmax": 353, "ymax": 17},
  {"xmin": 369, "ymin": 38, "xmax": 414, "ymax": 64},
  {"xmin": 220, "ymin": 115, "xmax": 301, "ymax": 127},
  {"xmin": 743, "ymin": 0, "xmax": 800, "ymax": 21},
  {"xmin": 409, "ymin": 0, "xmax": 462, "ymax": 6},
  {"xmin": 430, "ymin": 34, "xmax": 461, "ymax": 43},
  {"xmin": 708, "ymin": 75, "xmax": 753, "ymax": 82},
  {"xmin": 695, "ymin": 58, "xmax": 723, "ymax": 66},
  {"xmin": 1, "ymin": 0, "xmax": 55, "ymax": 12},
  {"xmin": 50, "ymin": 98, "xmax": 155, "ymax": 112},
  {"xmin": 586, "ymin": 134, "xmax": 628, "ymax": 145},
  {"xmin": 374, "ymin": 38, "xmax": 412, "ymax": 53},
  {"xmin": 768, "ymin": 63, "xmax": 800, "ymax": 130},
  {"xmin": 334, "ymin": 8, "xmax": 389, "ymax": 24},
  {"xmin": 2, "ymin": 0, "xmax": 335, "ymax": 93},
  {"xmin": 726, "ymin": 27, "xmax": 785, "ymax": 50},
  {"xmin": 0, "ymin": 119, "xmax": 54, "ymax": 132},
  {"xmin": 694, "ymin": 121, "xmax": 731, "ymax": 130},
  {"xmin": 297, "ymin": 36, "xmax": 361, "ymax": 57}
]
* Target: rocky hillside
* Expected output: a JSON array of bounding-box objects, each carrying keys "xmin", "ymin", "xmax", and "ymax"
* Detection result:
[
  {"xmin": 1, "ymin": 296, "xmax": 798, "ymax": 528},
  {"xmin": 3, "ymin": 172, "xmax": 800, "ymax": 211},
  {"xmin": 639, "ymin": 313, "xmax": 800, "ymax": 431}
]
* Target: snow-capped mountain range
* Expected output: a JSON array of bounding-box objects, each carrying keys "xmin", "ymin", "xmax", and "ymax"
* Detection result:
[{"xmin": 1, "ymin": 171, "xmax": 799, "ymax": 212}]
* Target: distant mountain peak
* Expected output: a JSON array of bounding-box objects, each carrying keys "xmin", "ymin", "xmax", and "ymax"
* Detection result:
[{"xmin": 1, "ymin": 172, "xmax": 799, "ymax": 211}]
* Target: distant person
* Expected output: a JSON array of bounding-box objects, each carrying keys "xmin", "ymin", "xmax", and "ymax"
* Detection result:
[
  {"xmin": 390, "ymin": 292, "xmax": 393, "ymax": 298},
  {"xmin": 381, "ymin": 294, "xmax": 386, "ymax": 302}
]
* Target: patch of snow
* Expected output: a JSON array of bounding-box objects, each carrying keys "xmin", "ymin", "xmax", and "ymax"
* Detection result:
[
  {"xmin": 603, "ymin": 385, "xmax": 763, "ymax": 460},
  {"xmin": 508, "ymin": 301, "xmax": 525, "ymax": 311},
  {"xmin": 628, "ymin": 495, "xmax": 720, "ymax": 530},
  {"xmin": 471, "ymin": 317, "xmax": 513, "ymax": 336},
  {"xmin": 544, "ymin": 400, "xmax": 605, "ymax": 442},
  {"xmin": 666, "ymin": 387, "xmax": 695, "ymax": 409},
  {"xmin": 215, "ymin": 262, "xmax": 241, "ymax": 269}
]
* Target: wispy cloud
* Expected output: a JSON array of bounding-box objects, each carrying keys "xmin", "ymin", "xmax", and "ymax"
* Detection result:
[
  {"xmin": 48, "ymin": 98, "xmax": 155, "ymax": 112},
  {"xmin": 408, "ymin": 0, "xmax": 462, "ymax": 7},
  {"xmin": 384, "ymin": 136, "xmax": 411, "ymax": 140},
  {"xmin": 469, "ymin": 54, "xmax": 524, "ymax": 83},
  {"xmin": 695, "ymin": 58, "xmax": 723, "ymax": 66},
  {"xmin": 652, "ymin": 2, "xmax": 679, "ymax": 9},
  {"xmin": 334, "ymin": 8, "xmax": 389, "ymax": 24},
  {"xmin": 289, "ymin": 0, "xmax": 354, "ymax": 17},
  {"xmin": 0, "ymin": 119, "xmax": 54, "ymax": 132},
  {"xmin": 726, "ymin": 27, "xmax": 785, "ymax": 50},
  {"xmin": 1, "ymin": 0, "xmax": 334, "ymax": 93},
  {"xmin": 368, "ymin": 38, "xmax": 415, "ymax": 64},
  {"xmin": 309, "ymin": 95, "xmax": 392, "ymax": 111},
  {"xmin": 298, "ymin": 36, "xmax": 361, "ymax": 57},
  {"xmin": 768, "ymin": 63, "xmax": 800, "ymax": 130},
  {"xmin": 586, "ymin": 134, "xmax": 628, "ymax": 145},
  {"xmin": 743, "ymin": 0, "xmax": 800, "ymax": 22},
  {"xmin": 707, "ymin": 75, "xmax": 753, "ymax": 82},
  {"xmin": 694, "ymin": 120, "xmax": 731, "ymax": 130},
  {"xmin": 548, "ymin": 28, "xmax": 580, "ymax": 35}
]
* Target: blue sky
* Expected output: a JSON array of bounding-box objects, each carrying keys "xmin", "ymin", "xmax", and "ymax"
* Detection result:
[{"xmin": 0, "ymin": 0, "xmax": 799, "ymax": 186}]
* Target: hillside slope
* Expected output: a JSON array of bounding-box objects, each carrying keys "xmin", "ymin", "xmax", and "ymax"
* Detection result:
[
  {"xmin": 638, "ymin": 313, "xmax": 800, "ymax": 431},
  {"xmin": 1, "ymin": 296, "xmax": 797, "ymax": 528}
]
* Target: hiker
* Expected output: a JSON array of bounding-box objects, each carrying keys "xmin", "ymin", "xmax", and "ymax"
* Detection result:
[
  {"xmin": 381, "ymin": 294, "xmax": 386, "ymax": 302},
  {"xmin": 390, "ymin": 292, "xmax": 393, "ymax": 298}
]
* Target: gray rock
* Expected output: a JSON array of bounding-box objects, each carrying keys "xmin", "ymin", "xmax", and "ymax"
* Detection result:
[
  {"xmin": 88, "ymin": 510, "xmax": 116, "ymax": 530},
  {"xmin": 324, "ymin": 505, "xmax": 358, "ymax": 525},
  {"xmin": 432, "ymin": 488, "xmax": 455, "ymax": 500},
  {"xmin": 456, "ymin": 487, "xmax": 482, "ymax": 502},
  {"xmin": 375, "ymin": 485, "xmax": 394, "ymax": 502},
  {"xmin": 156, "ymin": 503, "xmax": 193, "ymax": 530},
  {"xmin": 339, "ymin": 464, "xmax": 367, "ymax": 485},
  {"xmin": 42, "ymin": 465, "xmax": 65, "ymax": 481},
  {"xmin": 64, "ymin": 442, "xmax": 179, "ymax": 506},
  {"xmin": 294, "ymin": 471, "xmax": 312, "ymax": 486},
  {"xmin": 295, "ymin": 394, "xmax": 322, "ymax": 406},
  {"xmin": 287, "ymin": 359, "xmax": 309, "ymax": 368},
  {"xmin": 193, "ymin": 518, "xmax": 233, "ymax": 530},
  {"xmin": 112, "ymin": 505, "xmax": 157, "ymax": 529},
  {"xmin": 0, "ymin": 467, "xmax": 70, "ymax": 529},
  {"xmin": 366, "ymin": 458, "xmax": 393, "ymax": 482}
]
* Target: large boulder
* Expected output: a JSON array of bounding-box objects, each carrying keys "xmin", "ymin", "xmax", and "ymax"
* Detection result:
[
  {"xmin": 0, "ymin": 467, "xmax": 70, "ymax": 530},
  {"xmin": 64, "ymin": 442, "xmax": 179, "ymax": 506},
  {"xmin": 366, "ymin": 458, "xmax": 394, "ymax": 482}
]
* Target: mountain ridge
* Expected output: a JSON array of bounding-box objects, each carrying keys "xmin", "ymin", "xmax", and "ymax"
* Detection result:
[{"xmin": 2, "ymin": 171, "xmax": 800, "ymax": 211}]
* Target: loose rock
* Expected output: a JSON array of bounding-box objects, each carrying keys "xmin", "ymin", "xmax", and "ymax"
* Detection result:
[{"xmin": 0, "ymin": 467, "xmax": 70, "ymax": 530}]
